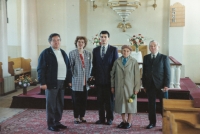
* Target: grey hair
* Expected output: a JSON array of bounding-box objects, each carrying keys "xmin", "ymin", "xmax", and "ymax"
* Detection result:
[{"xmin": 149, "ymin": 40, "xmax": 160, "ymax": 46}]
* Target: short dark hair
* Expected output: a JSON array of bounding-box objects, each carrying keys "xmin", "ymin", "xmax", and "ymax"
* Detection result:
[
  {"xmin": 74, "ymin": 36, "xmax": 88, "ymax": 48},
  {"xmin": 100, "ymin": 31, "xmax": 110, "ymax": 38},
  {"xmin": 48, "ymin": 33, "xmax": 61, "ymax": 43}
]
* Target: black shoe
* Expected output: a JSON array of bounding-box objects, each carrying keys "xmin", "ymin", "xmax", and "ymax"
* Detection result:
[
  {"xmin": 74, "ymin": 120, "xmax": 80, "ymax": 124},
  {"xmin": 124, "ymin": 123, "xmax": 132, "ymax": 129},
  {"xmin": 48, "ymin": 126, "xmax": 59, "ymax": 131},
  {"xmin": 146, "ymin": 123, "xmax": 156, "ymax": 129},
  {"xmin": 95, "ymin": 120, "xmax": 105, "ymax": 124},
  {"xmin": 80, "ymin": 119, "xmax": 87, "ymax": 123},
  {"xmin": 56, "ymin": 124, "xmax": 67, "ymax": 129},
  {"xmin": 117, "ymin": 122, "xmax": 126, "ymax": 128},
  {"xmin": 106, "ymin": 119, "xmax": 112, "ymax": 125}
]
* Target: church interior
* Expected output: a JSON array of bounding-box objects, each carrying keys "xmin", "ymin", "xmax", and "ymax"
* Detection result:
[{"xmin": 0, "ymin": 0, "xmax": 200, "ymax": 133}]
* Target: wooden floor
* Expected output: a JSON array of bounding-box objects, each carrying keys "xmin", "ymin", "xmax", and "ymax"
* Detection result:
[{"xmin": 0, "ymin": 85, "xmax": 38, "ymax": 123}]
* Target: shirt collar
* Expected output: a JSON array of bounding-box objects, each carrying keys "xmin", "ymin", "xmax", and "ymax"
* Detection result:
[
  {"xmin": 101, "ymin": 44, "xmax": 108, "ymax": 48},
  {"xmin": 151, "ymin": 52, "xmax": 158, "ymax": 58},
  {"xmin": 51, "ymin": 46, "xmax": 60, "ymax": 52},
  {"xmin": 122, "ymin": 56, "xmax": 130, "ymax": 60}
]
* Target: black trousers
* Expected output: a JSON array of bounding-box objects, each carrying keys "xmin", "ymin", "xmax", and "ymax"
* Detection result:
[
  {"xmin": 96, "ymin": 85, "xmax": 114, "ymax": 121},
  {"xmin": 146, "ymin": 81, "xmax": 168, "ymax": 124},
  {"xmin": 72, "ymin": 86, "xmax": 88, "ymax": 118}
]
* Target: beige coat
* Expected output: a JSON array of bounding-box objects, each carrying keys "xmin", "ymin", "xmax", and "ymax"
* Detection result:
[{"xmin": 110, "ymin": 56, "xmax": 140, "ymax": 114}]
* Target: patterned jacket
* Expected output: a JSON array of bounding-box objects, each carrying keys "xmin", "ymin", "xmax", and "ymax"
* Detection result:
[{"xmin": 69, "ymin": 49, "xmax": 92, "ymax": 91}]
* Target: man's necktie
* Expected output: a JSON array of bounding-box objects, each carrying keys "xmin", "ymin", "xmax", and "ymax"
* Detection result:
[
  {"xmin": 102, "ymin": 46, "xmax": 105, "ymax": 59},
  {"xmin": 122, "ymin": 58, "xmax": 127, "ymax": 66},
  {"xmin": 152, "ymin": 54, "xmax": 155, "ymax": 64}
]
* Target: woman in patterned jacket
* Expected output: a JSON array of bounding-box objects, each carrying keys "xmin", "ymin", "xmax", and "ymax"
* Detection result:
[{"xmin": 69, "ymin": 36, "xmax": 92, "ymax": 124}]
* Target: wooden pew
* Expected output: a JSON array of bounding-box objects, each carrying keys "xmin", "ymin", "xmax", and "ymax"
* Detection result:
[
  {"xmin": 8, "ymin": 57, "xmax": 31, "ymax": 89},
  {"xmin": 8, "ymin": 57, "xmax": 31, "ymax": 76},
  {"xmin": 163, "ymin": 99, "xmax": 200, "ymax": 134}
]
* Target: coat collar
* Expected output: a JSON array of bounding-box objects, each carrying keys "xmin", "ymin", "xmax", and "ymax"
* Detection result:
[{"xmin": 117, "ymin": 56, "xmax": 133, "ymax": 69}]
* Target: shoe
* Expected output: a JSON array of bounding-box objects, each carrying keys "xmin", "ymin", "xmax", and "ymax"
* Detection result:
[
  {"xmin": 124, "ymin": 123, "xmax": 132, "ymax": 129},
  {"xmin": 146, "ymin": 123, "xmax": 156, "ymax": 129},
  {"xmin": 56, "ymin": 124, "xmax": 67, "ymax": 129},
  {"xmin": 80, "ymin": 117, "xmax": 87, "ymax": 123},
  {"xmin": 117, "ymin": 122, "xmax": 126, "ymax": 128},
  {"xmin": 74, "ymin": 120, "xmax": 80, "ymax": 124},
  {"xmin": 80, "ymin": 119, "xmax": 87, "ymax": 123},
  {"xmin": 48, "ymin": 126, "xmax": 59, "ymax": 131},
  {"xmin": 95, "ymin": 120, "xmax": 105, "ymax": 124},
  {"xmin": 106, "ymin": 119, "xmax": 112, "ymax": 125}
]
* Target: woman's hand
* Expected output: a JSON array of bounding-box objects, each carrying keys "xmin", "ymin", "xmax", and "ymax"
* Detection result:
[
  {"xmin": 111, "ymin": 87, "xmax": 115, "ymax": 94},
  {"xmin": 40, "ymin": 85, "xmax": 47, "ymax": 90},
  {"xmin": 134, "ymin": 91, "xmax": 138, "ymax": 95}
]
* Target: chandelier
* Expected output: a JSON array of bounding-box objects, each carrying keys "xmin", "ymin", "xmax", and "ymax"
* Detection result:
[{"xmin": 108, "ymin": 0, "xmax": 141, "ymax": 21}]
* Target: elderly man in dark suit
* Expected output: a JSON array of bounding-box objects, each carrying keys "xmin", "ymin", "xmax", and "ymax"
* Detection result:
[
  {"xmin": 142, "ymin": 40, "xmax": 170, "ymax": 129},
  {"xmin": 91, "ymin": 31, "xmax": 118, "ymax": 125},
  {"xmin": 37, "ymin": 33, "xmax": 72, "ymax": 132}
]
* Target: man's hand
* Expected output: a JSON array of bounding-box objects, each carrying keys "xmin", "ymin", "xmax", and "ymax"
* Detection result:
[
  {"xmin": 143, "ymin": 88, "xmax": 146, "ymax": 93},
  {"xmin": 90, "ymin": 76, "xmax": 95, "ymax": 81},
  {"xmin": 40, "ymin": 85, "xmax": 47, "ymax": 90},
  {"xmin": 111, "ymin": 87, "xmax": 115, "ymax": 94},
  {"xmin": 68, "ymin": 83, "xmax": 72, "ymax": 87},
  {"xmin": 163, "ymin": 87, "xmax": 168, "ymax": 92}
]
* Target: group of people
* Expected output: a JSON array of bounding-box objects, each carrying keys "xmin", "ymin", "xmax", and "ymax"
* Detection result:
[{"xmin": 37, "ymin": 31, "xmax": 171, "ymax": 132}]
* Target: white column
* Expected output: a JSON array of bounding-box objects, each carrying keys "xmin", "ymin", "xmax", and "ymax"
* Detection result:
[
  {"xmin": 0, "ymin": 0, "xmax": 10, "ymax": 77},
  {"xmin": 21, "ymin": 0, "xmax": 38, "ymax": 80},
  {"xmin": 170, "ymin": 65, "xmax": 175, "ymax": 88},
  {"xmin": 174, "ymin": 66, "xmax": 181, "ymax": 88},
  {"xmin": 29, "ymin": 0, "xmax": 38, "ymax": 69},
  {"xmin": 21, "ymin": 0, "xmax": 38, "ymax": 68},
  {"xmin": 21, "ymin": 0, "xmax": 30, "ymax": 59}
]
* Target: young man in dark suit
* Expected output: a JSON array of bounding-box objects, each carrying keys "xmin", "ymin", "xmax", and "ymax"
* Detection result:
[
  {"xmin": 142, "ymin": 40, "xmax": 171, "ymax": 129},
  {"xmin": 91, "ymin": 31, "xmax": 118, "ymax": 125}
]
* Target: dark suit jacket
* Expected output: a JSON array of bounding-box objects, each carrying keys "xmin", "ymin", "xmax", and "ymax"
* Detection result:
[
  {"xmin": 91, "ymin": 45, "xmax": 118, "ymax": 86},
  {"xmin": 142, "ymin": 53, "xmax": 170, "ymax": 90}
]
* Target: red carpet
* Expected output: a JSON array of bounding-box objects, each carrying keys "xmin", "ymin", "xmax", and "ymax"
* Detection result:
[{"xmin": 0, "ymin": 109, "xmax": 162, "ymax": 134}]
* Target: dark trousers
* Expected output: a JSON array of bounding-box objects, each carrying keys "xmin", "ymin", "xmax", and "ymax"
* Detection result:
[
  {"xmin": 96, "ymin": 85, "xmax": 114, "ymax": 121},
  {"xmin": 72, "ymin": 86, "xmax": 88, "ymax": 118},
  {"xmin": 45, "ymin": 80, "xmax": 65, "ymax": 127},
  {"xmin": 146, "ymin": 81, "xmax": 168, "ymax": 124}
]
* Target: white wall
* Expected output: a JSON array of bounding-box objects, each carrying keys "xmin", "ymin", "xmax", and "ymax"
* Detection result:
[
  {"xmin": 182, "ymin": 0, "xmax": 200, "ymax": 83},
  {"xmin": 7, "ymin": 0, "xmax": 21, "ymax": 46},
  {"xmin": 6, "ymin": 0, "xmax": 200, "ymax": 82},
  {"xmin": 85, "ymin": 0, "xmax": 170, "ymax": 54}
]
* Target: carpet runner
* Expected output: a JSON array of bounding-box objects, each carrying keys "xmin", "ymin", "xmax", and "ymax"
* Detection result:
[{"xmin": 0, "ymin": 109, "xmax": 162, "ymax": 134}]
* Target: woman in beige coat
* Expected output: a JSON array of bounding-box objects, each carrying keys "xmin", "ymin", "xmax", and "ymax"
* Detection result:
[{"xmin": 110, "ymin": 45, "xmax": 140, "ymax": 129}]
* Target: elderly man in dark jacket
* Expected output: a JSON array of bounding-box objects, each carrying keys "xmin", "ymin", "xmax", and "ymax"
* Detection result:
[
  {"xmin": 142, "ymin": 40, "xmax": 170, "ymax": 129},
  {"xmin": 37, "ymin": 33, "xmax": 72, "ymax": 132}
]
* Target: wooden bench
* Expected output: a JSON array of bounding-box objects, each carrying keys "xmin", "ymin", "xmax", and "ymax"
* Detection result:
[
  {"xmin": 163, "ymin": 99, "xmax": 200, "ymax": 134},
  {"xmin": 8, "ymin": 57, "xmax": 31, "ymax": 89},
  {"xmin": 8, "ymin": 57, "xmax": 31, "ymax": 76}
]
